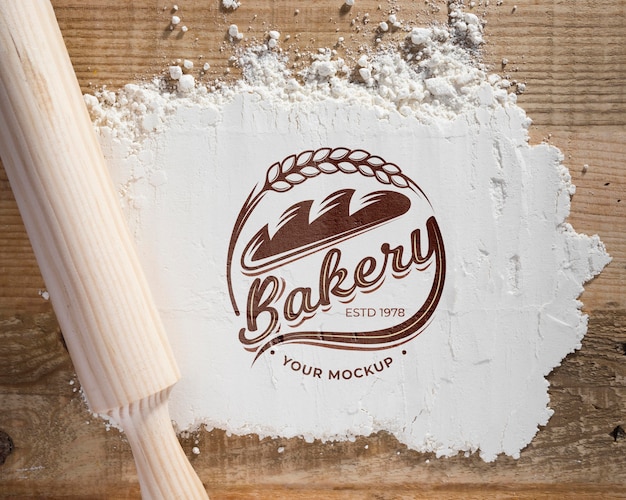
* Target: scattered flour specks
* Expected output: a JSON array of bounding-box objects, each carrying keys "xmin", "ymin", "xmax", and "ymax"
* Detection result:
[{"xmin": 85, "ymin": 6, "xmax": 609, "ymax": 462}]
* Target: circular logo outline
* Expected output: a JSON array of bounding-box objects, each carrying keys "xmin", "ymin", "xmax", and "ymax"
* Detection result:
[{"xmin": 227, "ymin": 147, "xmax": 446, "ymax": 363}]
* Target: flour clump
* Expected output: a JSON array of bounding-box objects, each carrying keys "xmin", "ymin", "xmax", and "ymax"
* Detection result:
[{"xmin": 84, "ymin": 4, "xmax": 609, "ymax": 463}]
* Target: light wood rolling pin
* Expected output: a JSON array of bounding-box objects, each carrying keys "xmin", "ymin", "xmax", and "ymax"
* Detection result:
[{"xmin": 0, "ymin": 2, "xmax": 209, "ymax": 499}]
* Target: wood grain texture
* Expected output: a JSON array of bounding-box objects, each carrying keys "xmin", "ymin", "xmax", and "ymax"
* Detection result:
[
  {"xmin": 1, "ymin": 311, "xmax": 624, "ymax": 497},
  {"xmin": 1, "ymin": 0, "xmax": 625, "ymax": 497},
  {"xmin": 482, "ymin": 0, "xmax": 626, "ymax": 312}
]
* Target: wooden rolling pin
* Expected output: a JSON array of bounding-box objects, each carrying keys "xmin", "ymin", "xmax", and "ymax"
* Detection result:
[{"xmin": 0, "ymin": 2, "xmax": 209, "ymax": 499}]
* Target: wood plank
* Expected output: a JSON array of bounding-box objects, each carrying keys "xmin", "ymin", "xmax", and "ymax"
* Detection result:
[
  {"xmin": 481, "ymin": 0, "xmax": 626, "ymax": 311},
  {"xmin": 0, "ymin": 311, "xmax": 624, "ymax": 496},
  {"xmin": 0, "ymin": 1, "xmax": 621, "ymax": 314},
  {"xmin": 483, "ymin": 0, "xmax": 626, "ymax": 127},
  {"xmin": 1, "ymin": 0, "xmax": 625, "ymax": 497}
]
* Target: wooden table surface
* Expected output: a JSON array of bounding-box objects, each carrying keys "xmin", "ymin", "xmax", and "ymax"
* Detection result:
[{"xmin": 1, "ymin": 1, "xmax": 625, "ymax": 498}]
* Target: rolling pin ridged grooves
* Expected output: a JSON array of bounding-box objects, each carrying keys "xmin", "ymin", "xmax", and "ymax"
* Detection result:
[
  {"xmin": 0, "ymin": 2, "xmax": 208, "ymax": 498},
  {"xmin": 0, "ymin": 0, "xmax": 178, "ymax": 415}
]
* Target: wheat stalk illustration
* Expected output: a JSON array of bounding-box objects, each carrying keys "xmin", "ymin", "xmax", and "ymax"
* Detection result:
[
  {"xmin": 263, "ymin": 147, "xmax": 411, "ymax": 193},
  {"xmin": 227, "ymin": 147, "xmax": 424, "ymax": 317}
]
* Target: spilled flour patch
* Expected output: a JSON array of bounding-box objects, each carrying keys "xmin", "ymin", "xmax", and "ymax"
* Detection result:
[{"xmin": 85, "ymin": 10, "xmax": 609, "ymax": 462}]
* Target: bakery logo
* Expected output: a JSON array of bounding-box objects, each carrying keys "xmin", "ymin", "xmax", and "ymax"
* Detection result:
[{"xmin": 227, "ymin": 147, "xmax": 445, "ymax": 363}]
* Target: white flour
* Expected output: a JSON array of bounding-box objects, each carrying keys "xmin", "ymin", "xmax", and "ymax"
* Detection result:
[
  {"xmin": 222, "ymin": 0, "xmax": 241, "ymax": 10},
  {"xmin": 85, "ymin": 4, "xmax": 609, "ymax": 461}
]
